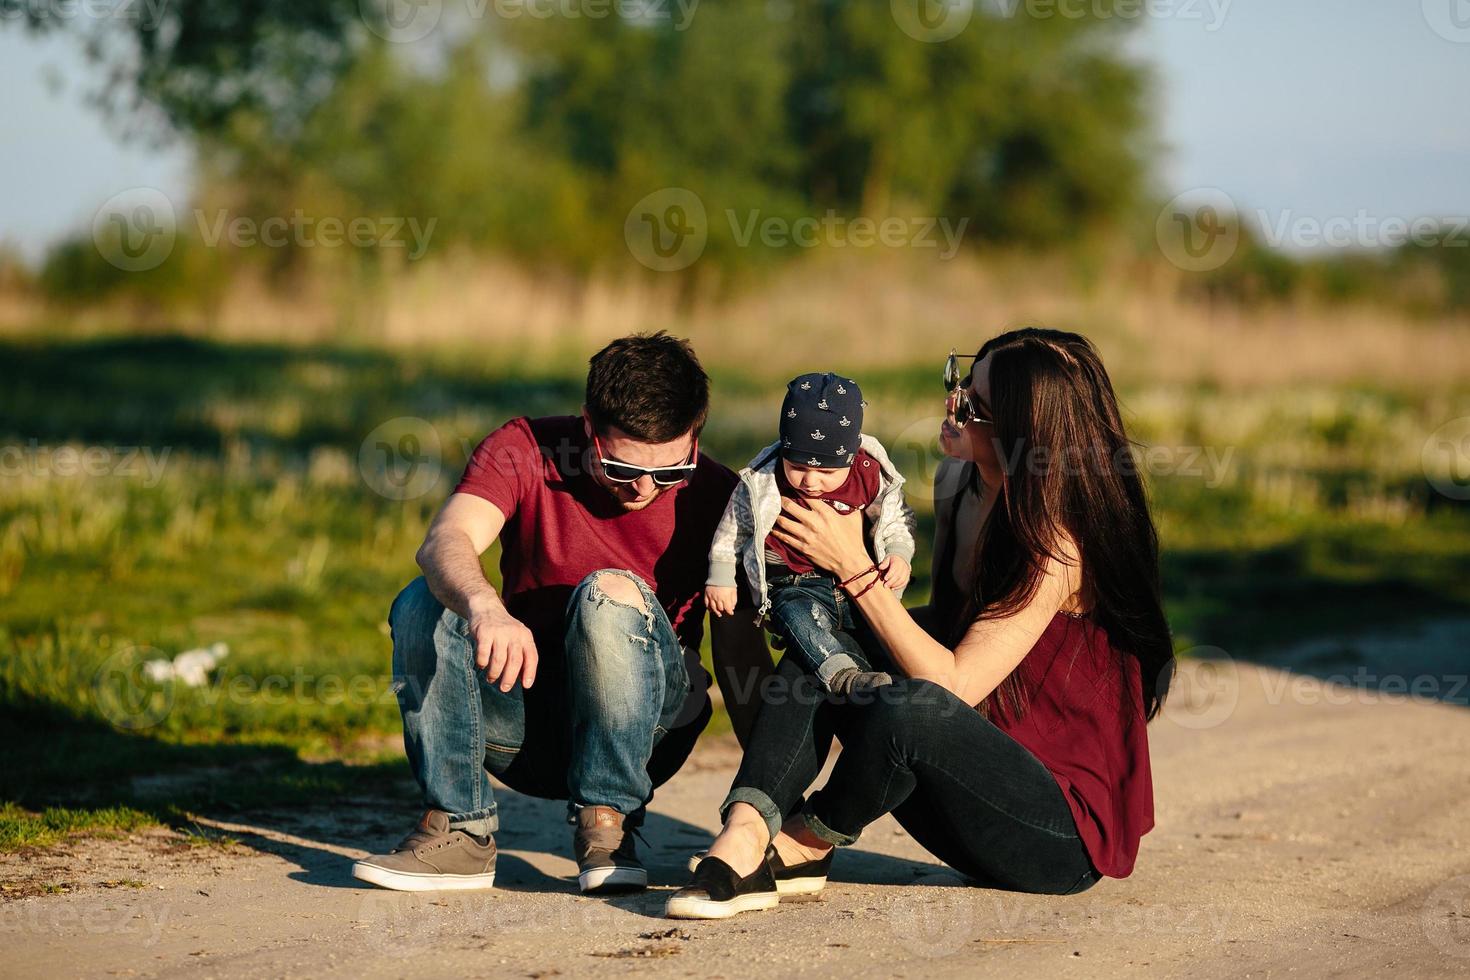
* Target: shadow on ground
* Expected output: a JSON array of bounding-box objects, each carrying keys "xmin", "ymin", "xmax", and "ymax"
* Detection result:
[
  {"xmin": 0, "ymin": 695, "xmax": 940, "ymax": 902},
  {"xmin": 1164, "ymin": 541, "xmax": 1470, "ymax": 707}
]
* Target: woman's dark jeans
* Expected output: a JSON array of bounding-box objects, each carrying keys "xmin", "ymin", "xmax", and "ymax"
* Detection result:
[{"xmin": 721, "ymin": 633, "xmax": 1100, "ymax": 896}]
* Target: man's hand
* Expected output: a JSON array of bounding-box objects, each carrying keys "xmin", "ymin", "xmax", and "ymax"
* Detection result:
[
  {"xmin": 468, "ymin": 604, "xmax": 539, "ymax": 692},
  {"xmin": 879, "ymin": 555, "xmax": 911, "ymax": 592},
  {"xmin": 705, "ymin": 584, "xmax": 739, "ymax": 618}
]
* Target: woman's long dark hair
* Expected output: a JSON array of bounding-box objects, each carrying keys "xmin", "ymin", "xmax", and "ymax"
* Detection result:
[{"xmin": 954, "ymin": 328, "xmax": 1174, "ymax": 722}]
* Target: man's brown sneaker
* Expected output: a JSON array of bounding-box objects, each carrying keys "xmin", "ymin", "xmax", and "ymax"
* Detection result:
[
  {"xmin": 573, "ymin": 806, "xmax": 647, "ymax": 893},
  {"xmin": 352, "ymin": 809, "xmax": 497, "ymax": 891}
]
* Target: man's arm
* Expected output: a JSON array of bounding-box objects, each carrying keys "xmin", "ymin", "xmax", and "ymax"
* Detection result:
[
  {"xmin": 417, "ymin": 492, "xmax": 539, "ymax": 691},
  {"xmin": 708, "ymin": 612, "xmax": 773, "ymax": 749}
]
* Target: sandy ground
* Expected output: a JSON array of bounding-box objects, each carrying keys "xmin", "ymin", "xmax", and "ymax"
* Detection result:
[{"xmin": 5, "ymin": 658, "xmax": 1470, "ymax": 979}]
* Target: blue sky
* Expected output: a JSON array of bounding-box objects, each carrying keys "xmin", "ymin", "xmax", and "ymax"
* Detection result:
[{"xmin": 2, "ymin": 1, "xmax": 1469, "ymax": 261}]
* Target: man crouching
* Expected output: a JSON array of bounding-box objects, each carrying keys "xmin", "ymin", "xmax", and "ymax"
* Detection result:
[{"xmin": 354, "ymin": 333, "xmax": 768, "ymax": 894}]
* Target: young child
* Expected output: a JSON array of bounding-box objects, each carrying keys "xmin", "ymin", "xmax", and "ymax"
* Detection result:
[{"xmin": 706, "ymin": 372, "xmax": 917, "ymax": 694}]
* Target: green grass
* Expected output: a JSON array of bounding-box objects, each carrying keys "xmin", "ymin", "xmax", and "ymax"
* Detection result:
[
  {"xmin": 0, "ymin": 802, "xmax": 157, "ymax": 851},
  {"xmin": 1, "ymin": 333, "xmax": 1467, "ymax": 851}
]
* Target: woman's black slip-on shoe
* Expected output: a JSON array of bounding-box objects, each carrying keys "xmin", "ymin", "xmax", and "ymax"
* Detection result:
[
  {"xmin": 685, "ymin": 846, "xmax": 833, "ymax": 897},
  {"xmin": 767, "ymin": 845, "xmax": 833, "ymax": 897},
  {"xmin": 665, "ymin": 854, "xmax": 780, "ymax": 919}
]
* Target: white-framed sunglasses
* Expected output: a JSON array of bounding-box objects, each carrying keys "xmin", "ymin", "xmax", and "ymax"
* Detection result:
[{"xmin": 592, "ymin": 431, "xmax": 699, "ymax": 486}]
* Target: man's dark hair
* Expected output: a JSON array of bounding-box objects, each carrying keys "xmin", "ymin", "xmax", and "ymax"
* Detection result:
[{"xmin": 585, "ymin": 331, "xmax": 710, "ymax": 442}]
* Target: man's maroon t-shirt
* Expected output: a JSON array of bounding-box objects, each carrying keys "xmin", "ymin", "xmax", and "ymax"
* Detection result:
[
  {"xmin": 764, "ymin": 449, "xmax": 881, "ymax": 574},
  {"xmin": 453, "ymin": 416, "xmax": 737, "ymax": 650},
  {"xmin": 987, "ymin": 613, "xmax": 1155, "ymax": 879}
]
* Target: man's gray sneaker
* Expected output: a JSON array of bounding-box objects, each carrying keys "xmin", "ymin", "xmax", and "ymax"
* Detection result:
[
  {"xmin": 352, "ymin": 809, "xmax": 497, "ymax": 891},
  {"xmin": 573, "ymin": 805, "xmax": 647, "ymax": 893}
]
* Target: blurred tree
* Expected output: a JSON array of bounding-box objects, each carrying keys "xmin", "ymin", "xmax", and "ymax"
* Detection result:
[
  {"xmin": 11, "ymin": 0, "xmax": 1156, "ymax": 271},
  {"xmin": 1, "ymin": 0, "xmax": 365, "ymax": 138}
]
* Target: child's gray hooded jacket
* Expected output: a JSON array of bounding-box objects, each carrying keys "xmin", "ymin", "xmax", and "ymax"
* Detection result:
[{"xmin": 707, "ymin": 434, "xmax": 918, "ymax": 618}]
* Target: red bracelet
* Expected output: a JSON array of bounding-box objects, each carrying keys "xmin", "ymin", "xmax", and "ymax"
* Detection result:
[
  {"xmin": 848, "ymin": 573, "xmax": 882, "ymax": 600},
  {"xmin": 839, "ymin": 564, "xmax": 880, "ymax": 589}
]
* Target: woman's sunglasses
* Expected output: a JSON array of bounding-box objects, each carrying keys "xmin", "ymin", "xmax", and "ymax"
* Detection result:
[
  {"xmin": 592, "ymin": 431, "xmax": 699, "ymax": 486},
  {"xmin": 944, "ymin": 349, "xmax": 992, "ymax": 428}
]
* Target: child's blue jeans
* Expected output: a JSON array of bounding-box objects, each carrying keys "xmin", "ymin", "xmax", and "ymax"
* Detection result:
[{"xmin": 765, "ymin": 570, "xmax": 866, "ymax": 691}]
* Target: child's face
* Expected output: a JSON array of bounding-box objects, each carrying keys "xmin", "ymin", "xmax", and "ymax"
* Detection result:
[{"xmin": 782, "ymin": 460, "xmax": 849, "ymax": 497}]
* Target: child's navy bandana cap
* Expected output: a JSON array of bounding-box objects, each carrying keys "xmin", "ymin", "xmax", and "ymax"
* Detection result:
[{"xmin": 779, "ymin": 372, "xmax": 865, "ymax": 467}]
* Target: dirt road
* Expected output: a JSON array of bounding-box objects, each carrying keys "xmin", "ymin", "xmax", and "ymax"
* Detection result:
[{"xmin": 5, "ymin": 659, "xmax": 1470, "ymax": 978}]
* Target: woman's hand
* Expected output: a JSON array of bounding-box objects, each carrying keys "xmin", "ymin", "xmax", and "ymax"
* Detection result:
[{"xmin": 770, "ymin": 497, "xmax": 870, "ymax": 579}]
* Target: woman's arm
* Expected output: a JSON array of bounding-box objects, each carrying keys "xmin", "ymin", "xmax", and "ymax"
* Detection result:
[{"xmin": 770, "ymin": 497, "xmax": 1079, "ymax": 706}]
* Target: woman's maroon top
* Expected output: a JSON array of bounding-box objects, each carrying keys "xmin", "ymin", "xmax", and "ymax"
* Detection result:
[{"xmin": 986, "ymin": 612, "xmax": 1155, "ymax": 878}]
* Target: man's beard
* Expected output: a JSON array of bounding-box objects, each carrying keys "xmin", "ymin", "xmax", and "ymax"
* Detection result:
[{"xmin": 604, "ymin": 482, "xmax": 663, "ymax": 512}]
